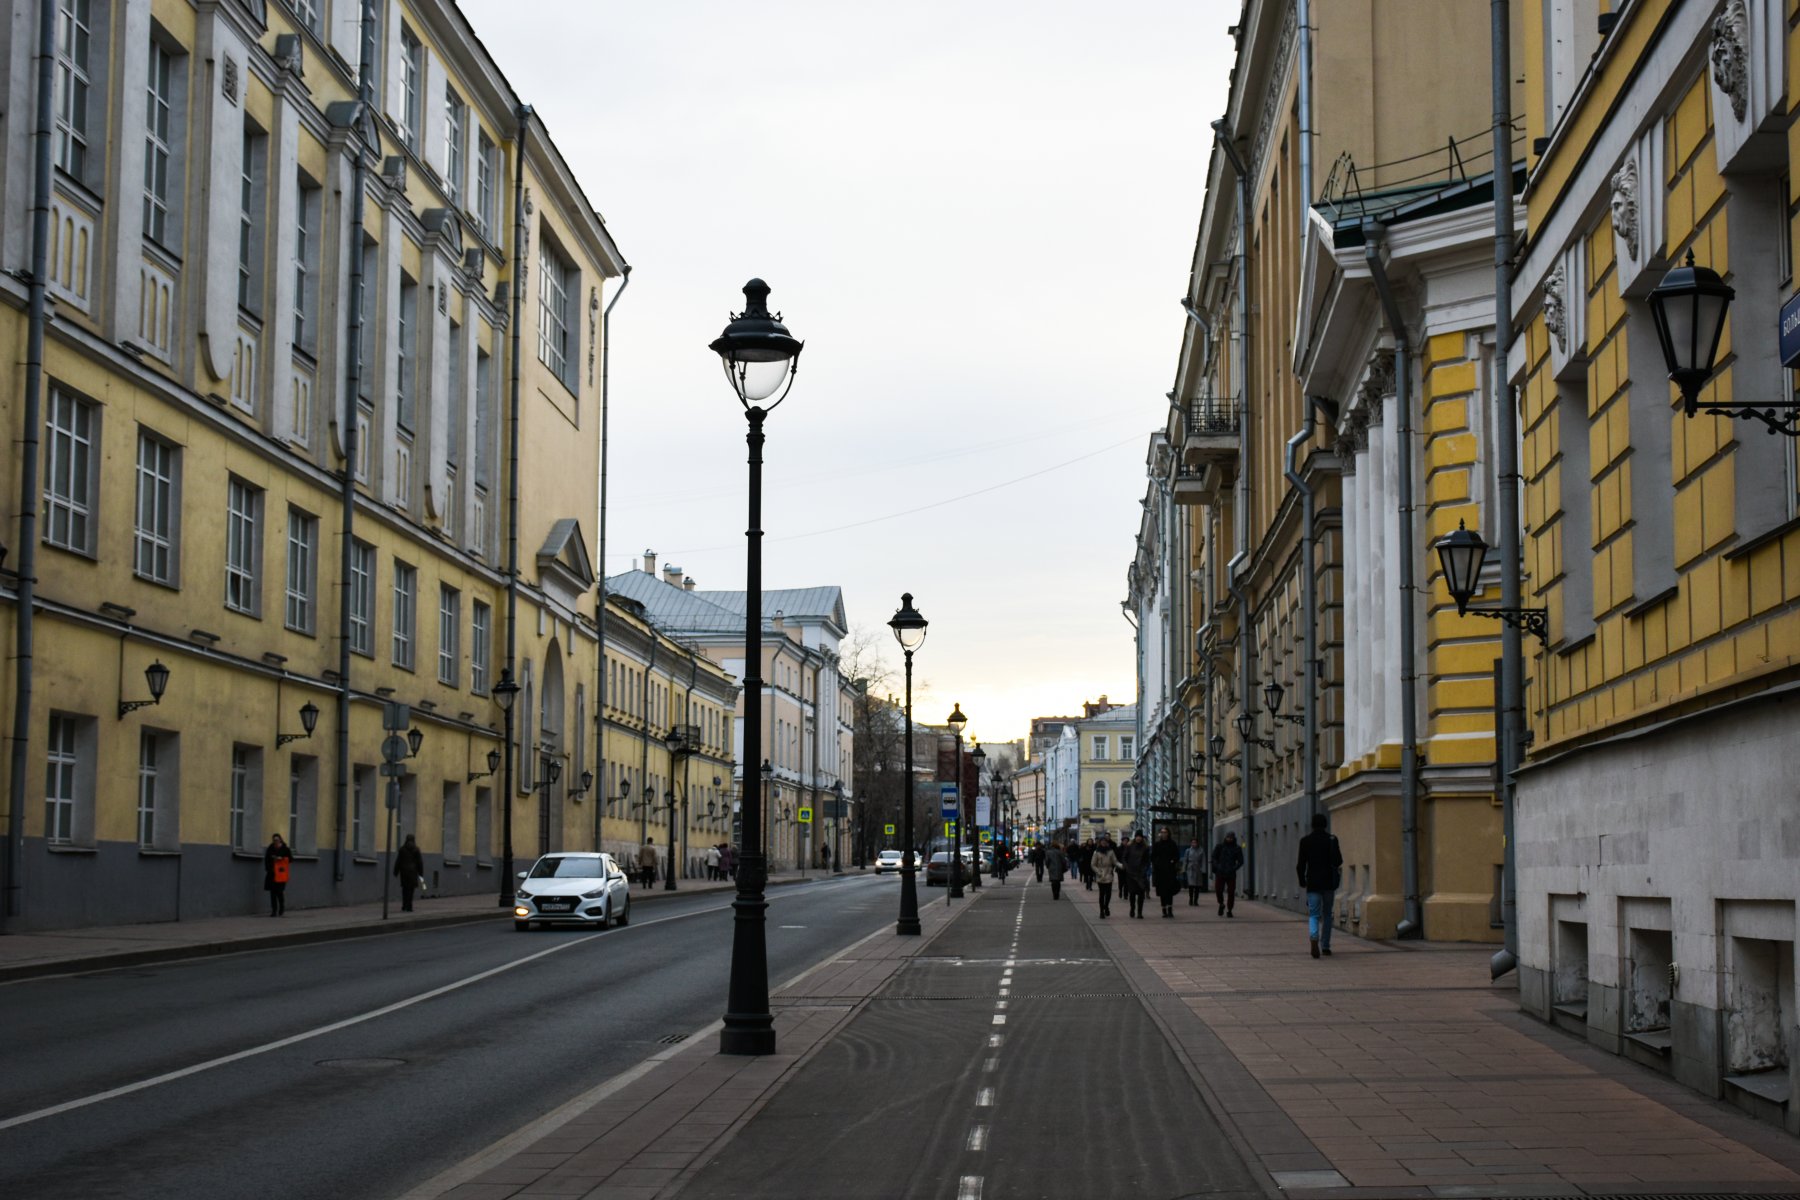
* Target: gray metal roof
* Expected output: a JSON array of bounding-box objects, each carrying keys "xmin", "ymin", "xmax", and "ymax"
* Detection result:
[{"xmin": 605, "ymin": 572, "xmax": 847, "ymax": 638}]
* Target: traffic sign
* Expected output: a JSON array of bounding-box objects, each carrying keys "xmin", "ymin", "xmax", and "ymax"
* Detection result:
[
  {"xmin": 797, "ymin": 806, "xmax": 812, "ymax": 824},
  {"xmin": 944, "ymin": 821, "xmax": 956, "ymax": 837},
  {"xmin": 381, "ymin": 734, "xmax": 409, "ymax": 764},
  {"xmin": 884, "ymin": 823, "xmax": 895, "ymax": 835},
  {"xmin": 939, "ymin": 784, "xmax": 958, "ymax": 819}
]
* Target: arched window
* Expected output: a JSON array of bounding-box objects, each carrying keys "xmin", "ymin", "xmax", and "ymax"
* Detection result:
[{"xmin": 1092, "ymin": 780, "xmax": 1108, "ymax": 810}]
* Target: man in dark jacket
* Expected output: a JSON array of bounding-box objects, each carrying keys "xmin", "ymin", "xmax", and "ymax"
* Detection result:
[
  {"xmin": 1210, "ymin": 832, "xmax": 1243, "ymax": 917},
  {"xmin": 1296, "ymin": 813, "xmax": 1344, "ymax": 958},
  {"xmin": 1118, "ymin": 832, "xmax": 1152, "ymax": 918},
  {"xmin": 395, "ymin": 833, "xmax": 425, "ymax": 912}
]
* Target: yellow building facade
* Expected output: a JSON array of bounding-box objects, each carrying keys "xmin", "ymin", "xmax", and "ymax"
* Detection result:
[
  {"xmin": 1511, "ymin": 0, "xmax": 1800, "ymax": 1131},
  {"xmin": 0, "ymin": 0, "xmax": 625, "ymax": 929}
]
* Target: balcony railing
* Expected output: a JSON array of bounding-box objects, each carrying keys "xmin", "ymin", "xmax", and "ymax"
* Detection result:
[{"xmin": 1185, "ymin": 401, "xmax": 1240, "ymax": 438}]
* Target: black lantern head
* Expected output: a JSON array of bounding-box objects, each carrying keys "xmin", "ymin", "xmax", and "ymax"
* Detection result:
[
  {"xmin": 298, "ymin": 701, "xmax": 320, "ymax": 735},
  {"xmin": 1647, "ymin": 250, "xmax": 1734, "ymax": 409},
  {"xmin": 493, "ymin": 671, "xmax": 520, "ymax": 714},
  {"xmin": 1435, "ymin": 519, "xmax": 1490, "ymax": 615},
  {"xmin": 407, "ymin": 727, "xmax": 424, "ymax": 757},
  {"xmin": 709, "ymin": 279, "xmax": 803, "ymax": 407},
  {"xmin": 546, "ymin": 758, "xmax": 562, "ymax": 786},
  {"xmin": 1234, "ymin": 712, "xmax": 1255, "ymax": 741},
  {"xmin": 888, "ymin": 592, "xmax": 928, "ymax": 653},
  {"xmin": 580, "ymin": 769, "xmax": 595, "ymax": 795},
  {"xmin": 971, "ymin": 743, "xmax": 985, "ymax": 763},
  {"xmin": 145, "ymin": 660, "xmax": 171, "ymax": 702},
  {"xmin": 486, "ymin": 747, "xmax": 502, "ymax": 775},
  {"xmin": 946, "ymin": 704, "xmax": 967, "ymax": 735},
  {"xmin": 1263, "ymin": 680, "xmax": 1285, "ymax": 715}
]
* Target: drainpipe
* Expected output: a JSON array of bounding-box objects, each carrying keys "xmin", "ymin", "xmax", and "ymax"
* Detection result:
[
  {"xmin": 1284, "ymin": 415, "xmax": 1319, "ymax": 830},
  {"xmin": 331, "ymin": 0, "xmax": 377, "ymax": 890},
  {"xmin": 1363, "ymin": 222, "xmax": 1424, "ymax": 939},
  {"xmin": 3, "ymin": 0, "xmax": 57, "ymax": 930},
  {"xmin": 1211, "ymin": 120, "xmax": 1254, "ymax": 566},
  {"xmin": 1197, "ymin": 622, "xmax": 1216, "ymax": 844},
  {"xmin": 1489, "ymin": 0, "xmax": 1523, "ymax": 981},
  {"xmin": 594, "ymin": 265, "xmax": 631, "ymax": 852},
  {"xmin": 1297, "ymin": 0, "xmax": 1315, "ymax": 233},
  {"xmin": 1227, "ymin": 566, "xmax": 1255, "ymax": 896},
  {"xmin": 638, "ymin": 633, "xmax": 659, "ymax": 844},
  {"xmin": 502, "ymin": 104, "xmax": 532, "ymax": 892}
]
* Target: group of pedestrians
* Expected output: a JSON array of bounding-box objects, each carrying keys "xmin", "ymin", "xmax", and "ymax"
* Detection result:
[{"xmin": 703, "ymin": 842, "xmax": 737, "ymax": 881}]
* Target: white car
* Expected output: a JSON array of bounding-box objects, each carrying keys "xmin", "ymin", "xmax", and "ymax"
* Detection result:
[
  {"xmin": 513, "ymin": 852, "xmax": 631, "ymax": 930},
  {"xmin": 874, "ymin": 850, "xmax": 921, "ymax": 874}
]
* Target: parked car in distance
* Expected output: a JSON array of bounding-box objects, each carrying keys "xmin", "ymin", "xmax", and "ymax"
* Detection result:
[
  {"xmin": 925, "ymin": 851, "xmax": 973, "ymax": 887},
  {"xmin": 875, "ymin": 850, "xmax": 923, "ymax": 874},
  {"xmin": 512, "ymin": 852, "xmax": 630, "ymax": 931}
]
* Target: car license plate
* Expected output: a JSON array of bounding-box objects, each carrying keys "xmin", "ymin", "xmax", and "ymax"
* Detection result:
[{"xmin": 539, "ymin": 900, "xmax": 573, "ymax": 912}]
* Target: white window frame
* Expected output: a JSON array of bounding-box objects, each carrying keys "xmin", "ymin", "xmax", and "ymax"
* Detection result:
[
  {"xmin": 46, "ymin": 713, "xmax": 80, "ymax": 845},
  {"xmin": 471, "ymin": 601, "xmax": 490, "ymax": 694},
  {"xmin": 537, "ymin": 240, "xmax": 573, "ymax": 387},
  {"xmin": 1091, "ymin": 736, "xmax": 1108, "ymax": 760},
  {"xmin": 137, "ymin": 729, "xmax": 159, "ymax": 848},
  {"xmin": 143, "ymin": 38, "xmax": 173, "ymax": 245},
  {"xmin": 134, "ymin": 429, "xmax": 177, "ymax": 584},
  {"xmin": 444, "ymin": 85, "xmax": 465, "ymax": 205},
  {"xmin": 238, "ymin": 125, "xmax": 265, "ymax": 314},
  {"xmin": 392, "ymin": 560, "xmax": 416, "ymax": 670},
  {"xmin": 45, "ymin": 388, "xmax": 96, "ymax": 555},
  {"xmin": 225, "ymin": 477, "xmax": 262, "ymax": 615},
  {"xmin": 396, "ymin": 272, "xmax": 417, "ymax": 430},
  {"xmin": 1120, "ymin": 735, "xmax": 1135, "ymax": 760},
  {"xmin": 230, "ymin": 744, "xmax": 256, "ymax": 851},
  {"xmin": 349, "ymin": 539, "xmax": 375, "ymax": 655},
  {"xmin": 294, "ymin": 175, "xmax": 320, "ymax": 351},
  {"xmin": 290, "ymin": 0, "xmax": 320, "ymax": 35},
  {"xmin": 284, "ymin": 507, "xmax": 317, "ymax": 634},
  {"xmin": 1093, "ymin": 780, "xmax": 1108, "ymax": 810},
  {"xmin": 399, "ymin": 25, "xmax": 422, "ymax": 152},
  {"xmin": 54, "ymin": 0, "xmax": 92, "ymax": 179},
  {"xmin": 476, "ymin": 130, "xmax": 497, "ymax": 240},
  {"xmin": 437, "ymin": 583, "xmax": 460, "ymax": 686}
]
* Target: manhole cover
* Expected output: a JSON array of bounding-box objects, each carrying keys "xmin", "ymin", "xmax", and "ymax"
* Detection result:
[{"xmin": 315, "ymin": 1057, "xmax": 406, "ymax": 1070}]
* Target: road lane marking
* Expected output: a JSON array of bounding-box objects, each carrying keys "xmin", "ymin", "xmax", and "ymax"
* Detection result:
[
  {"xmin": 958, "ymin": 1177, "xmax": 983, "ymax": 1200},
  {"xmin": 991, "ymin": 1015, "xmax": 1006, "ymax": 1025},
  {"xmin": 967, "ymin": 1125, "xmax": 987, "ymax": 1151},
  {"xmin": 975, "ymin": 1088, "xmax": 994, "ymax": 1107},
  {"xmin": 983, "ymin": 1057, "xmax": 998, "ymax": 1073},
  {"xmin": 0, "ymin": 903, "xmax": 735, "ymax": 1131},
  {"xmin": 988, "ymin": 1034, "xmax": 1003, "ymax": 1047}
]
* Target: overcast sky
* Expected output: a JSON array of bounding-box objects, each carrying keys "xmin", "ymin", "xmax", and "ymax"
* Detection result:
[{"xmin": 459, "ymin": 0, "xmax": 1235, "ymax": 747}]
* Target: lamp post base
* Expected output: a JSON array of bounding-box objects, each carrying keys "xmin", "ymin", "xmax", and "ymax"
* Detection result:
[
  {"xmin": 896, "ymin": 867, "xmax": 922, "ymax": 935},
  {"xmin": 720, "ymin": 852, "xmax": 775, "ymax": 1056}
]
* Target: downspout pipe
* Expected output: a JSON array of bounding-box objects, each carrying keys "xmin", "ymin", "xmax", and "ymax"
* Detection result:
[
  {"xmin": 4, "ymin": 0, "xmax": 57, "ymax": 930},
  {"xmin": 1226, "ymin": 567, "xmax": 1255, "ymax": 896},
  {"xmin": 1284, "ymin": 415, "xmax": 1319, "ymax": 831},
  {"xmin": 1489, "ymin": 0, "xmax": 1523, "ymax": 982},
  {"xmin": 594, "ymin": 265, "xmax": 631, "ymax": 852},
  {"xmin": 1197, "ymin": 622, "xmax": 1216, "ymax": 846},
  {"xmin": 332, "ymin": 0, "xmax": 377, "ymax": 890},
  {"xmin": 1297, "ymin": 0, "xmax": 1315, "ymax": 236},
  {"xmin": 1363, "ymin": 222, "xmax": 1424, "ymax": 939},
  {"xmin": 1211, "ymin": 120, "xmax": 1254, "ymax": 563}
]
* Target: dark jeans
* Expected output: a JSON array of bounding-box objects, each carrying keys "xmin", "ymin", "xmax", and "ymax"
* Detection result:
[
  {"xmin": 400, "ymin": 883, "xmax": 416, "ymax": 912},
  {"xmin": 1050, "ymin": 878, "xmax": 1061, "ymax": 899},
  {"xmin": 1128, "ymin": 884, "xmax": 1145, "ymax": 918},
  {"xmin": 268, "ymin": 885, "xmax": 285, "ymax": 916},
  {"xmin": 1034, "ymin": 864, "xmax": 1044, "ymax": 881},
  {"xmin": 1187, "ymin": 885, "xmax": 1202, "ymax": 905},
  {"xmin": 1098, "ymin": 881, "xmax": 1113, "ymax": 916},
  {"xmin": 1215, "ymin": 875, "xmax": 1237, "ymax": 912}
]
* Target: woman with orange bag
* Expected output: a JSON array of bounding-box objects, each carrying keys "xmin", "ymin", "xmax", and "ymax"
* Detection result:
[{"xmin": 263, "ymin": 832, "xmax": 293, "ymax": 917}]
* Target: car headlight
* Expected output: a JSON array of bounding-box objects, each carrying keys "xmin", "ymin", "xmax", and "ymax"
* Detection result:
[
  {"xmin": 515, "ymin": 888, "xmax": 533, "ymax": 900},
  {"xmin": 581, "ymin": 887, "xmax": 606, "ymax": 899},
  {"xmin": 513, "ymin": 906, "xmax": 531, "ymax": 917}
]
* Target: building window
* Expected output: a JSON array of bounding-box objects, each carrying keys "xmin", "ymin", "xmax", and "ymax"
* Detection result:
[
  {"xmin": 284, "ymin": 507, "xmax": 317, "ymax": 634},
  {"xmin": 396, "ymin": 272, "xmax": 417, "ymax": 430},
  {"xmin": 537, "ymin": 239, "xmax": 574, "ymax": 388},
  {"xmin": 438, "ymin": 583, "xmax": 460, "ymax": 686},
  {"xmin": 356, "ymin": 240, "xmax": 377, "ymax": 401},
  {"xmin": 294, "ymin": 175, "xmax": 320, "ymax": 352},
  {"xmin": 471, "ymin": 601, "xmax": 490, "ymax": 694},
  {"xmin": 474, "ymin": 786, "xmax": 491, "ymax": 864},
  {"xmin": 474, "ymin": 346, "xmax": 492, "ymax": 485},
  {"xmin": 289, "ymin": 0, "xmax": 320, "ymax": 36},
  {"xmin": 45, "ymin": 713, "xmax": 82, "ymax": 845},
  {"xmin": 353, "ymin": 765, "xmax": 374, "ymax": 854},
  {"xmin": 137, "ymin": 730, "xmax": 164, "ymax": 848},
  {"xmin": 1120, "ymin": 736, "xmax": 1134, "ymax": 759},
  {"xmin": 143, "ymin": 39, "xmax": 174, "ymax": 245},
  {"xmin": 133, "ymin": 430, "xmax": 178, "ymax": 584},
  {"xmin": 399, "ymin": 24, "xmax": 422, "ymax": 152},
  {"xmin": 1121, "ymin": 782, "xmax": 1135, "ymax": 809},
  {"xmin": 289, "ymin": 755, "xmax": 317, "ymax": 854},
  {"xmin": 392, "ymin": 560, "xmax": 416, "ymax": 669},
  {"xmin": 444, "ymin": 86, "xmax": 465, "ymax": 205},
  {"xmin": 54, "ymin": 0, "xmax": 92, "ymax": 179},
  {"xmin": 1091, "ymin": 736, "xmax": 1108, "ymax": 760},
  {"xmin": 45, "ymin": 388, "xmax": 97, "ymax": 555},
  {"xmin": 238, "ymin": 124, "xmax": 266, "ymax": 314},
  {"xmin": 476, "ymin": 130, "xmax": 497, "ymax": 240},
  {"xmin": 225, "ymin": 477, "xmax": 263, "ymax": 615},
  {"xmin": 1093, "ymin": 780, "xmax": 1108, "ymax": 810},
  {"xmin": 230, "ymin": 745, "xmax": 257, "ymax": 851},
  {"xmin": 349, "ymin": 539, "xmax": 374, "ymax": 655}
]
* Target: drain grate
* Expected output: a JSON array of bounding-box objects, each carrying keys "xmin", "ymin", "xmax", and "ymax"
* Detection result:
[{"xmin": 655, "ymin": 1032, "xmax": 688, "ymax": 1045}]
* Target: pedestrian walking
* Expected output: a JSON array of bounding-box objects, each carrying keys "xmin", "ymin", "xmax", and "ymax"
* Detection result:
[
  {"xmin": 721, "ymin": 843, "xmax": 737, "ymax": 880},
  {"xmin": 1297, "ymin": 812, "xmax": 1344, "ymax": 958},
  {"xmin": 1182, "ymin": 837, "xmax": 1207, "ymax": 906},
  {"xmin": 1044, "ymin": 841, "xmax": 1068, "ymax": 900},
  {"xmin": 1119, "ymin": 831, "xmax": 1151, "ymax": 918},
  {"xmin": 1090, "ymin": 836, "xmax": 1119, "ymax": 918},
  {"xmin": 1030, "ymin": 844, "xmax": 1045, "ymax": 882},
  {"xmin": 1079, "ymin": 840, "xmax": 1096, "ymax": 890},
  {"xmin": 1150, "ymin": 827, "xmax": 1182, "ymax": 918},
  {"xmin": 395, "ymin": 833, "xmax": 424, "ymax": 912},
  {"xmin": 705, "ymin": 843, "xmax": 722, "ymax": 881},
  {"xmin": 263, "ymin": 832, "xmax": 292, "ymax": 917},
  {"xmin": 638, "ymin": 837, "xmax": 658, "ymax": 887},
  {"xmin": 1211, "ymin": 831, "xmax": 1244, "ymax": 917},
  {"xmin": 819, "ymin": 843, "xmax": 832, "ymax": 871}
]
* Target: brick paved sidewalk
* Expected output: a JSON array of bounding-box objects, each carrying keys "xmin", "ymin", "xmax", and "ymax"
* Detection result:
[{"xmin": 1065, "ymin": 881, "xmax": 1800, "ymax": 1196}]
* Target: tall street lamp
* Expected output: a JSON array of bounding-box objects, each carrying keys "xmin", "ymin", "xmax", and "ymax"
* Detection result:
[
  {"xmin": 831, "ymin": 780, "xmax": 845, "ymax": 874},
  {"xmin": 946, "ymin": 703, "xmax": 967, "ymax": 900},
  {"xmin": 712, "ymin": 279, "xmax": 802, "ymax": 1057},
  {"xmin": 888, "ymin": 593, "xmax": 927, "ymax": 935},
  {"xmin": 968, "ymin": 742, "xmax": 985, "ymax": 890},
  {"xmin": 493, "ymin": 671, "xmax": 521, "ymax": 905}
]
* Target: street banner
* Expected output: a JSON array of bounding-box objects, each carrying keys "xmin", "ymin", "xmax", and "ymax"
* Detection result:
[
  {"xmin": 975, "ymin": 797, "xmax": 991, "ymax": 826},
  {"xmin": 939, "ymin": 784, "xmax": 958, "ymax": 819}
]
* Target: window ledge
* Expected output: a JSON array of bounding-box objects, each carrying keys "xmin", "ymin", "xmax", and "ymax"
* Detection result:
[
  {"xmin": 1724, "ymin": 514, "xmax": 1800, "ymax": 563},
  {"xmin": 291, "ymin": 854, "xmax": 320, "ymax": 862},
  {"xmin": 443, "ymin": 859, "xmax": 462, "ymax": 868},
  {"xmin": 1623, "ymin": 584, "xmax": 1679, "ymax": 621},
  {"xmin": 1553, "ymin": 631, "xmax": 1596, "ymax": 659},
  {"xmin": 231, "ymin": 850, "xmax": 263, "ymax": 861},
  {"xmin": 47, "ymin": 844, "xmax": 98, "ymax": 855},
  {"xmin": 476, "ymin": 861, "xmax": 492, "ymax": 870},
  {"xmin": 353, "ymin": 855, "xmax": 378, "ymax": 865},
  {"xmin": 138, "ymin": 848, "xmax": 182, "ymax": 858},
  {"xmin": 1724, "ymin": 1072, "xmax": 1792, "ymax": 1105},
  {"xmin": 1552, "ymin": 1001, "xmax": 1589, "ymax": 1022},
  {"xmin": 1625, "ymin": 1028, "xmax": 1673, "ymax": 1055}
]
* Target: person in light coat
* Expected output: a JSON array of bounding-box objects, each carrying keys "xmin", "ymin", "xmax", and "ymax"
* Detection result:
[
  {"xmin": 1090, "ymin": 836, "xmax": 1119, "ymax": 918},
  {"xmin": 1181, "ymin": 837, "xmax": 1207, "ymax": 907}
]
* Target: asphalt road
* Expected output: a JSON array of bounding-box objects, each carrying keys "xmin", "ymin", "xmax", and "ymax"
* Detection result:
[{"xmin": 0, "ymin": 872, "xmax": 894, "ymax": 1200}]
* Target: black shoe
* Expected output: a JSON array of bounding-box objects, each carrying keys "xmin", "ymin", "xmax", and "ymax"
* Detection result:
[
  {"xmin": 1310, "ymin": 937, "xmax": 1320, "ymax": 959},
  {"xmin": 1227, "ymin": 910, "xmax": 1234, "ymax": 917},
  {"xmin": 1322, "ymin": 947, "xmax": 1332, "ymax": 956}
]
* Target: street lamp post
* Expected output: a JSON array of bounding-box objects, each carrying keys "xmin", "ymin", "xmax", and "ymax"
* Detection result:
[
  {"xmin": 831, "ymin": 780, "xmax": 845, "ymax": 874},
  {"xmin": 968, "ymin": 742, "xmax": 984, "ymax": 890},
  {"xmin": 888, "ymin": 594, "xmax": 928, "ymax": 935},
  {"xmin": 946, "ymin": 703, "xmax": 967, "ymax": 901},
  {"xmin": 493, "ymin": 672, "xmax": 520, "ymax": 905},
  {"xmin": 712, "ymin": 279, "xmax": 801, "ymax": 1057}
]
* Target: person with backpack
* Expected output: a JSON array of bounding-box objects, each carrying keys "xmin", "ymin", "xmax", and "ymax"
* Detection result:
[{"xmin": 1296, "ymin": 812, "xmax": 1344, "ymax": 958}]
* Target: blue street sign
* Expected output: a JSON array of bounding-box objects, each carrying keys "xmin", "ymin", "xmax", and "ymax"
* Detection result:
[
  {"xmin": 939, "ymin": 784, "xmax": 959, "ymax": 819},
  {"xmin": 1781, "ymin": 290, "xmax": 1800, "ymax": 367}
]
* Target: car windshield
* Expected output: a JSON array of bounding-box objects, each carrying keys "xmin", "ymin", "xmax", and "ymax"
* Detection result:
[
  {"xmin": 879, "ymin": 851, "xmax": 901, "ymax": 860},
  {"xmin": 929, "ymin": 852, "xmax": 950, "ymax": 864},
  {"xmin": 528, "ymin": 856, "xmax": 605, "ymax": 879}
]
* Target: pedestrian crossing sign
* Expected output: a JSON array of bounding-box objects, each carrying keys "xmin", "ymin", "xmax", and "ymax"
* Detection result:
[
  {"xmin": 798, "ymin": 806, "xmax": 812, "ymax": 824},
  {"xmin": 884, "ymin": 823, "xmax": 895, "ymax": 835},
  {"xmin": 945, "ymin": 821, "xmax": 956, "ymax": 837}
]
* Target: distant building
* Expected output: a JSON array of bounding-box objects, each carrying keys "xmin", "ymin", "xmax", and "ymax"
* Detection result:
[{"xmin": 1075, "ymin": 703, "xmax": 1136, "ymax": 841}]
